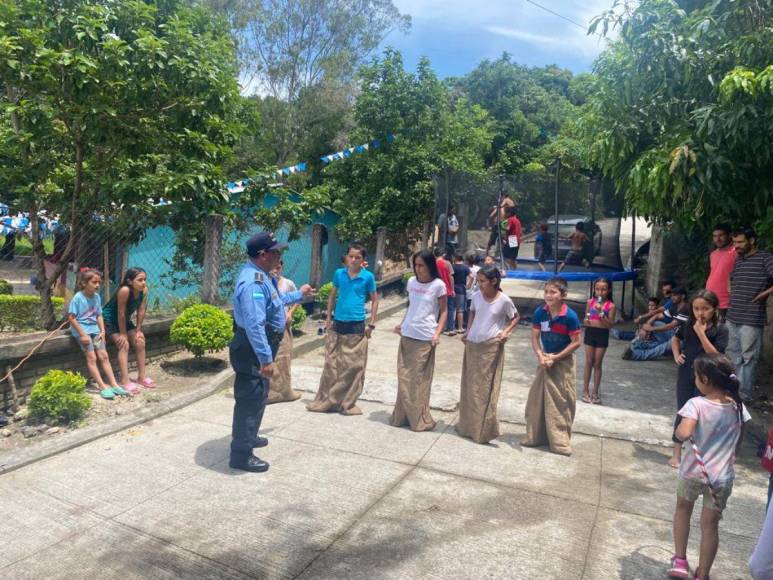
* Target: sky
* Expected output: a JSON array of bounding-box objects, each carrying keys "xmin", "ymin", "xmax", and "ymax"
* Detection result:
[{"xmin": 381, "ymin": 0, "xmax": 614, "ymax": 78}]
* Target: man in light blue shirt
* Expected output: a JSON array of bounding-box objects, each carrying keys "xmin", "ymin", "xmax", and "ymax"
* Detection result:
[{"xmin": 229, "ymin": 231, "xmax": 313, "ymax": 472}]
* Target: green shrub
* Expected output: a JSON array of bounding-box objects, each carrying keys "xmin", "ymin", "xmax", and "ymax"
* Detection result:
[
  {"xmin": 170, "ymin": 293, "xmax": 201, "ymax": 314},
  {"xmin": 316, "ymin": 281, "xmax": 333, "ymax": 304},
  {"xmin": 0, "ymin": 279, "xmax": 12, "ymax": 295},
  {"xmin": 28, "ymin": 370, "xmax": 92, "ymax": 422},
  {"xmin": 170, "ymin": 304, "xmax": 233, "ymax": 357},
  {"xmin": 402, "ymin": 271, "xmax": 414, "ymax": 285},
  {"xmin": 291, "ymin": 306, "xmax": 307, "ymax": 331},
  {"xmin": 0, "ymin": 295, "xmax": 65, "ymax": 331}
]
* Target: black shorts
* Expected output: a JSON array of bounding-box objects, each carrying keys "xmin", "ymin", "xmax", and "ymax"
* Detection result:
[
  {"xmin": 564, "ymin": 250, "xmax": 584, "ymax": 265},
  {"xmin": 333, "ymin": 320, "xmax": 365, "ymax": 335},
  {"xmin": 105, "ymin": 320, "xmax": 136, "ymax": 335},
  {"xmin": 502, "ymin": 245, "xmax": 520, "ymax": 260},
  {"xmin": 583, "ymin": 326, "xmax": 609, "ymax": 348}
]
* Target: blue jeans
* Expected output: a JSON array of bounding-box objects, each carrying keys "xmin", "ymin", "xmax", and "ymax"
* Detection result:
[
  {"xmin": 446, "ymin": 294, "xmax": 457, "ymax": 331},
  {"xmin": 726, "ymin": 321, "xmax": 763, "ymax": 400},
  {"xmin": 768, "ymin": 474, "xmax": 772, "ymax": 511},
  {"xmin": 630, "ymin": 339, "xmax": 672, "ymax": 361}
]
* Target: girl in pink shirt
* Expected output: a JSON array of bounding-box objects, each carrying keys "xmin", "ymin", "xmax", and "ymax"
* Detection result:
[{"xmin": 668, "ymin": 352, "xmax": 750, "ymax": 579}]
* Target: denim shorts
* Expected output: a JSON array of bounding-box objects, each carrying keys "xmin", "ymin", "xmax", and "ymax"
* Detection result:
[
  {"xmin": 677, "ymin": 477, "xmax": 733, "ymax": 514},
  {"xmin": 75, "ymin": 333, "xmax": 106, "ymax": 353}
]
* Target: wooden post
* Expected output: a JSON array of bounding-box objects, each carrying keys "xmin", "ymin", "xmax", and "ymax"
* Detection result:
[
  {"xmin": 102, "ymin": 242, "xmax": 110, "ymax": 303},
  {"xmin": 458, "ymin": 201, "xmax": 468, "ymax": 253},
  {"xmin": 420, "ymin": 221, "xmax": 430, "ymax": 250},
  {"xmin": 375, "ymin": 227, "xmax": 387, "ymax": 281},
  {"xmin": 201, "ymin": 214, "xmax": 224, "ymax": 305},
  {"xmin": 310, "ymin": 223, "xmax": 323, "ymax": 289}
]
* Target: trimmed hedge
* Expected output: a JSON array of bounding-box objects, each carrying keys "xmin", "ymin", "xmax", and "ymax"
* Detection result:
[
  {"xmin": 0, "ymin": 295, "xmax": 65, "ymax": 331},
  {"xmin": 170, "ymin": 304, "xmax": 233, "ymax": 357},
  {"xmin": 28, "ymin": 369, "xmax": 91, "ymax": 423}
]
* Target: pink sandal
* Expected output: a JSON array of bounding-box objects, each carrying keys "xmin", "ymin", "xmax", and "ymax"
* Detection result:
[
  {"xmin": 123, "ymin": 382, "xmax": 141, "ymax": 395},
  {"xmin": 137, "ymin": 377, "xmax": 156, "ymax": 389}
]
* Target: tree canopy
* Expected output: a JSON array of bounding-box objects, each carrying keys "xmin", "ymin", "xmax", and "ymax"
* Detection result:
[{"xmin": 581, "ymin": 0, "xmax": 773, "ymax": 238}]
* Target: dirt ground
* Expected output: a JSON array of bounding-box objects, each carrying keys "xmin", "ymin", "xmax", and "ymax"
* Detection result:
[{"xmin": 0, "ymin": 348, "xmax": 231, "ymax": 452}]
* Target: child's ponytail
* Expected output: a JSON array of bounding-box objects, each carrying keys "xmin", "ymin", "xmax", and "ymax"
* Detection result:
[{"xmin": 693, "ymin": 352, "xmax": 744, "ymax": 424}]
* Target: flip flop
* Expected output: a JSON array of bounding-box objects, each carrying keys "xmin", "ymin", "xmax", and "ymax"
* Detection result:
[
  {"xmin": 137, "ymin": 377, "xmax": 156, "ymax": 389},
  {"xmin": 100, "ymin": 389, "xmax": 116, "ymax": 400},
  {"xmin": 123, "ymin": 382, "xmax": 140, "ymax": 395},
  {"xmin": 581, "ymin": 394, "xmax": 592, "ymax": 404},
  {"xmin": 591, "ymin": 396, "xmax": 603, "ymax": 405}
]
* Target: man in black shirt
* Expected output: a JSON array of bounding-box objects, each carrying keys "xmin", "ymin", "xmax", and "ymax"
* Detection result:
[{"xmin": 726, "ymin": 227, "xmax": 773, "ymax": 401}]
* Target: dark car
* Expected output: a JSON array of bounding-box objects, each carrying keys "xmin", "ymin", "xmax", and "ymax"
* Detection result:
[{"xmin": 542, "ymin": 215, "xmax": 603, "ymax": 262}]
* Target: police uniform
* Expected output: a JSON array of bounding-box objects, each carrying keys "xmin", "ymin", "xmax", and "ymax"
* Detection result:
[{"xmin": 229, "ymin": 248, "xmax": 302, "ymax": 469}]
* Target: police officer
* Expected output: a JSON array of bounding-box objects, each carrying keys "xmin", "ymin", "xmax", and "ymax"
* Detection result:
[{"xmin": 229, "ymin": 231, "xmax": 313, "ymax": 472}]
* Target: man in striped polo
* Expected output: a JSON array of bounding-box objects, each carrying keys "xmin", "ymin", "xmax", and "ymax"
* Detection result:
[{"xmin": 726, "ymin": 227, "xmax": 773, "ymax": 401}]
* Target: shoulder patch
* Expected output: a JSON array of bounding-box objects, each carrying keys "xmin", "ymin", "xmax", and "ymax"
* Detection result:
[
  {"xmin": 252, "ymin": 291, "xmax": 266, "ymax": 301},
  {"xmin": 254, "ymin": 271, "xmax": 265, "ymax": 283}
]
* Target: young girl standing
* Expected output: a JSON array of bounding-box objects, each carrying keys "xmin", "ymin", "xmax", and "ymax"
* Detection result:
[
  {"xmin": 670, "ymin": 289, "xmax": 728, "ymax": 467},
  {"xmin": 456, "ymin": 265, "xmax": 519, "ymax": 444},
  {"xmin": 582, "ymin": 278, "xmax": 616, "ymax": 404},
  {"xmin": 390, "ymin": 250, "xmax": 448, "ymax": 431},
  {"xmin": 103, "ymin": 267, "xmax": 152, "ymax": 394},
  {"xmin": 522, "ymin": 277, "xmax": 582, "ymax": 456},
  {"xmin": 68, "ymin": 269, "xmax": 124, "ymax": 399},
  {"xmin": 308, "ymin": 244, "xmax": 379, "ymax": 415},
  {"xmin": 668, "ymin": 352, "xmax": 749, "ymax": 580}
]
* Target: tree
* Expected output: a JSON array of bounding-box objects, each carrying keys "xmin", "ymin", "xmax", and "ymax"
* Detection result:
[
  {"xmin": 308, "ymin": 50, "xmax": 493, "ymax": 241},
  {"xmin": 0, "ymin": 0, "xmax": 245, "ymax": 327},
  {"xmin": 209, "ymin": 0, "xmax": 410, "ymax": 169},
  {"xmin": 582, "ymin": 0, "xmax": 773, "ymax": 238}
]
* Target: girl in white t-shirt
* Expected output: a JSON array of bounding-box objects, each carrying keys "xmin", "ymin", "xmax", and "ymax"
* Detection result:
[
  {"xmin": 456, "ymin": 265, "xmax": 519, "ymax": 444},
  {"xmin": 390, "ymin": 250, "xmax": 448, "ymax": 432},
  {"xmin": 668, "ymin": 352, "xmax": 750, "ymax": 580}
]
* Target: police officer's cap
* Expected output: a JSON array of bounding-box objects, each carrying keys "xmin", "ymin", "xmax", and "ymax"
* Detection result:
[{"xmin": 246, "ymin": 231, "xmax": 288, "ymax": 257}]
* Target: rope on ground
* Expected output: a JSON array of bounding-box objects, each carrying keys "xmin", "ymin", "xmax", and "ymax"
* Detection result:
[{"xmin": 0, "ymin": 318, "xmax": 70, "ymax": 385}]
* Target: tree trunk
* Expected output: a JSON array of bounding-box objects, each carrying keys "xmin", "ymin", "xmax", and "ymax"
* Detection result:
[{"xmin": 201, "ymin": 214, "xmax": 225, "ymax": 304}]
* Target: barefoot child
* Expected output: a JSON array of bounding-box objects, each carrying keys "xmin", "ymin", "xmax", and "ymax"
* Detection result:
[
  {"xmin": 68, "ymin": 269, "xmax": 124, "ymax": 399},
  {"xmin": 456, "ymin": 265, "xmax": 519, "ymax": 444},
  {"xmin": 670, "ymin": 290, "xmax": 728, "ymax": 467},
  {"xmin": 308, "ymin": 244, "xmax": 378, "ymax": 415},
  {"xmin": 582, "ymin": 278, "xmax": 616, "ymax": 404},
  {"xmin": 668, "ymin": 352, "xmax": 749, "ymax": 579},
  {"xmin": 390, "ymin": 250, "xmax": 448, "ymax": 431},
  {"xmin": 523, "ymin": 277, "xmax": 582, "ymax": 455},
  {"xmin": 103, "ymin": 267, "xmax": 153, "ymax": 394}
]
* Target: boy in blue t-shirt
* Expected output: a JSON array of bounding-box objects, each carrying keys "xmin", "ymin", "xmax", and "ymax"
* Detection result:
[
  {"xmin": 308, "ymin": 244, "xmax": 379, "ymax": 415},
  {"xmin": 522, "ymin": 276, "xmax": 582, "ymax": 455}
]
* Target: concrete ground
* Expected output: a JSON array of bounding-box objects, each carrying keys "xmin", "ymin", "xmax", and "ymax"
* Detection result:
[{"xmin": 1, "ymin": 306, "xmax": 769, "ymax": 579}]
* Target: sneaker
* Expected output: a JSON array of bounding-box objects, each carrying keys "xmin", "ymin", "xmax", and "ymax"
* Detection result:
[{"xmin": 668, "ymin": 555, "xmax": 689, "ymax": 578}]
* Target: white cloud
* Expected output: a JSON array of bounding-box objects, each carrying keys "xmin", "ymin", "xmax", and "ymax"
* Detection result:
[{"xmin": 393, "ymin": 0, "xmax": 614, "ymax": 61}]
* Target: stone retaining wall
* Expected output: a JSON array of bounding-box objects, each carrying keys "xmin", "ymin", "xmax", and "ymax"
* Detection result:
[{"xmin": 0, "ymin": 316, "xmax": 179, "ymax": 413}]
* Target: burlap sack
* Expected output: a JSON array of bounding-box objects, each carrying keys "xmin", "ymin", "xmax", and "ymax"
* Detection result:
[
  {"xmin": 523, "ymin": 356, "xmax": 576, "ymax": 455},
  {"xmin": 455, "ymin": 339, "xmax": 505, "ymax": 444},
  {"xmin": 268, "ymin": 326, "xmax": 301, "ymax": 404},
  {"xmin": 307, "ymin": 330, "xmax": 368, "ymax": 415},
  {"xmin": 390, "ymin": 336, "xmax": 437, "ymax": 431}
]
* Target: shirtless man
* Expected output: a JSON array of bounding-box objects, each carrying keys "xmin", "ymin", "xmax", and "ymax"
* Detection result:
[
  {"xmin": 486, "ymin": 192, "xmax": 515, "ymax": 254},
  {"xmin": 558, "ymin": 222, "xmax": 590, "ymax": 272}
]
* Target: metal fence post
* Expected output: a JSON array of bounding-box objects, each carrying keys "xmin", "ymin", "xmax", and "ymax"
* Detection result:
[
  {"xmin": 310, "ymin": 223, "xmax": 323, "ymax": 289},
  {"xmin": 375, "ymin": 227, "xmax": 387, "ymax": 281},
  {"xmin": 201, "ymin": 214, "xmax": 224, "ymax": 305}
]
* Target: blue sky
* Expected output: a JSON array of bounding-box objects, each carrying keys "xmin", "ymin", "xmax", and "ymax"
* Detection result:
[{"xmin": 381, "ymin": 0, "xmax": 614, "ymax": 78}]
